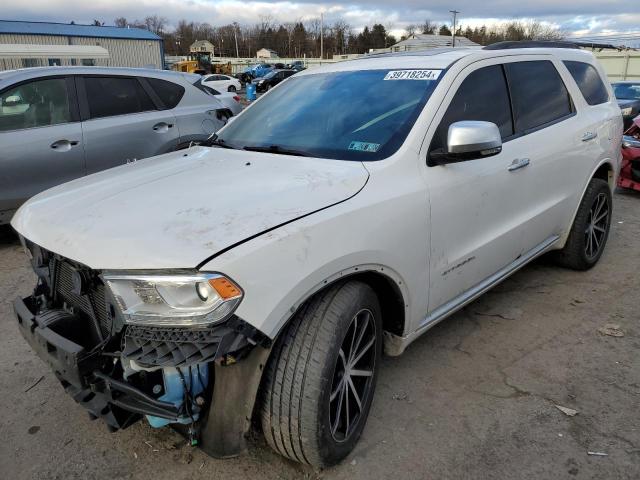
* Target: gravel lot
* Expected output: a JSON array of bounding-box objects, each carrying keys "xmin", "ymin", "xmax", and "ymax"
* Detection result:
[{"xmin": 1, "ymin": 189, "xmax": 639, "ymax": 480}]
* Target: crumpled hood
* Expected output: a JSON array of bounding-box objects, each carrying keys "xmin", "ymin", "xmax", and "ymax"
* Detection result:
[{"xmin": 12, "ymin": 147, "xmax": 369, "ymax": 269}]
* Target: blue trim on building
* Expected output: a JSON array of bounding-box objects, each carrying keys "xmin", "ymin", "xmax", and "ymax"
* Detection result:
[{"xmin": 0, "ymin": 20, "xmax": 161, "ymax": 41}]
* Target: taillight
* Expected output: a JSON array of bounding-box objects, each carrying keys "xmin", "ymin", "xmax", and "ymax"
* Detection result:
[{"xmin": 233, "ymin": 95, "xmax": 241, "ymax": 102}]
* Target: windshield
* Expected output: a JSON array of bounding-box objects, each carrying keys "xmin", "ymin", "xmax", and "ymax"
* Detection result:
[
  {"xmin": 216, "ymin": 69, "xmax": 441, "ymax": 161},
  {"xmin": 263, "ymin": 71, "xmax": 277, "ymax": 79},
  {"xmin": 613, "ymin": 83, "xmax": 640, "ymax": 100}
]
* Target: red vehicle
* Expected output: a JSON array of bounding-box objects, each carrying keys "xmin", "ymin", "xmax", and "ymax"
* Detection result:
[{"xmin": 618, "ymin": 116, "xmax": 640, "ymax": 192}]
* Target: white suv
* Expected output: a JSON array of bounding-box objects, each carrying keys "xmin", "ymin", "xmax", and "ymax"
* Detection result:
[{"xmin": 11, "ymin": 43, "xmax": 622, "ymax": 467}]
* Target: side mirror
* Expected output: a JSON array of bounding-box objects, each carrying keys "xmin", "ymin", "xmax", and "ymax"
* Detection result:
[{"xmin": 429, "ymin": 121, "xmax": 503, "ymax": 166}]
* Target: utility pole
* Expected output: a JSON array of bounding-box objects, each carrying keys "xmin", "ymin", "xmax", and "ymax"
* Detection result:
[
  {"xmin": 234, "ymin": 23, "xmax": 240, "ymax": 58},
  {"xmin": 450, "ymin": 10, "xmax": 460, "ymax": 47},
  {"xmin": 320, "ymin": 12, "xmax": 324, "ymax": 60}
]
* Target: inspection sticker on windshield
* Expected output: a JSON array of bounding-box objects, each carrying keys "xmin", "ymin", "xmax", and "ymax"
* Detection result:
[
  {"xmin": 384, "ymin": 69, "xmax": 441, "ymax": 80},
  {"xmin": 349, "ymin": 141, "xmax": 380, "ymax": 152}
]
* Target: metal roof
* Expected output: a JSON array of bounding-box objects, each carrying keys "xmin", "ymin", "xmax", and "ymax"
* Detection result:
[
  {"xmin": 0, "ymin": 20, "xmax": 161, "ymax": 41},
  {"xmin": 392, "ymin": 34, "xmax": 479, "ymax": 50}
]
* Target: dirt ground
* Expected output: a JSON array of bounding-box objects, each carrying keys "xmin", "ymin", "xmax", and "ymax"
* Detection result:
[{"xmin": 1, "ymin": 190, "xmax": 639, "ymax": 480}]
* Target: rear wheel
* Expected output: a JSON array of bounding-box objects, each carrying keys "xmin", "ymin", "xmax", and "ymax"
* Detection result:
[
  {"xmin": 554, "ymin": 178, "xmax": 612, "ymax": 270},
  {"xmin": 261, "ymin": 281, "xmax": 382, "ymax": 467},
  {"xmin": 228, "ymin": 85, "xmax": 237, "ymax": 92}
]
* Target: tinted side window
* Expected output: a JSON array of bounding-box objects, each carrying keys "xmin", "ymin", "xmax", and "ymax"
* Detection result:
[
  {"xmin": 505, "ymin": 61, "xmax": 573, "ymax": 133},
  {"xmin": 146, "ymin": 78, "xmax": 185, "ymax": 109},
  {"xmin": 0, "ymin": 78, "xmax": 72, "ymax": 132},
  {"xmin": 431, "ymin": 65, "xmax": 513, "ymax": 151},
  {"xmin": 563, "ymin": 61, "xmax": 609, "ymax": 106},
  {"xmin": 84, "ymin": 76, "xmax": 155, "ymax": 119}
]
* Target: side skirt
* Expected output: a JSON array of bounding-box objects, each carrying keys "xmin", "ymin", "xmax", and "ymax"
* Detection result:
[{"xmin": 383, "ymin": 234, "xmax": 560, "ymax": 356}]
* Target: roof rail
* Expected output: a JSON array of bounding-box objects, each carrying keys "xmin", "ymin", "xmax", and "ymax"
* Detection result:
[{"xmin": 483, "ymin": 41, "xmax": 580, "ymax": 50}]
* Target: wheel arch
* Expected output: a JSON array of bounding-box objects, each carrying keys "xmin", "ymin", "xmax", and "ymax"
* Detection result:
[
  {"xmin": 557, "ymin": 159, "xmax": 615, "ymax": 248},
  {"xmin": 272, "ymin": 265, "xmax": 409, "ymax": 353},
  {"xmin": 592, "ymin": 161, "xmax": 615, "ymax": 190}
]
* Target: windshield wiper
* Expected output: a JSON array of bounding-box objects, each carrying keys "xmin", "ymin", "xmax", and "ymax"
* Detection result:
[
  {"xmin": 242, "ymin": 145, "xmax": 310, "ymax": 157},
  {"xmin": 203, "ymin": 135, "xmax": 236, "ymax": 149}
]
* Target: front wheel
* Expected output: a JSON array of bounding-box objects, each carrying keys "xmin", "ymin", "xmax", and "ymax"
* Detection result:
[
  {"xmin": 554, "ymin": 178, "xmax": 612, "ymax": 270},
  {"xmin": 260, "ymin": 281, "xmax": 382, "ymax": 467}
]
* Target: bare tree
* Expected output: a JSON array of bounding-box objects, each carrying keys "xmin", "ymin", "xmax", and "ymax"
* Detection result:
[
  {"xmin": 405, "ymin": 24, "xmax": 417, "ymax": 37},
  {"xmin": 143, "ymin": 15, "xmax": 168, "ymax": 35},
  {"xmin": 421, "ymin": 19, "xmax": 438, "ymax": 34}
]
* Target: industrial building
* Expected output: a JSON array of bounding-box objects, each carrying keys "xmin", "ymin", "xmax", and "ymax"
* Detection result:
[{"xmin": 0, "ymin": 20, "xmax": 164, "ymax": 71}]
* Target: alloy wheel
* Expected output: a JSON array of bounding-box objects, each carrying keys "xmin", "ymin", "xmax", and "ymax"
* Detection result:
[
  {"xmin": 584, "ymin": 192, "xmax": 609, "ymax": 259},
  {"xmin": 329, "ymin": 309, "xmax": 377, "ymax": 442}
]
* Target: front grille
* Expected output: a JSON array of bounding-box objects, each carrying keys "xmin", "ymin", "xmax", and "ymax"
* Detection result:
[{"xmin": 53, "ymin": 259, "xmax": 111, "ymax": 337}]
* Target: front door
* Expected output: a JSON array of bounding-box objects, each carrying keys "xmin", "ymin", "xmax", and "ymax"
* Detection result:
[
  {"xmin": 0, "ymin": 76, "xmax": 84, "ymax": 215},
  {"xmin": 423, "ymin": 62, "xmax": 532, "ymax": 315}
]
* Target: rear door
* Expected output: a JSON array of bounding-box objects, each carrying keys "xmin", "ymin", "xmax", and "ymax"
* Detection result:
[
  {"xmin": 77, "ymin": 75, "xmax": 179, "ymax": 175},
  {"xmin": 0, "ymin": 76, "xmax": 84, "ymax": 213},
  {"xmin": 500, "ymin": 59, "xmax": 584, "ymax": 251}
]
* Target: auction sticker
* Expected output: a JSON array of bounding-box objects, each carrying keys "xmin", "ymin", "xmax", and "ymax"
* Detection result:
[
  {"xmin": 384, "ymin": 69, "xmax": 441, "ymax": 80},
  {"xmin": 349, "ymin": 141, "xmax": 381, "ymax": 152}
]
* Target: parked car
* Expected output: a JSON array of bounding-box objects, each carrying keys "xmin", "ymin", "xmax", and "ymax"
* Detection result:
[
  {"xmin": 0, "ymin": 67, "xmax": 231, "ymax": 224},
  {"xmin": 192, "ymin": 79, "xmax": 242, "ymax": 116},
  {"xmin": 287, "ymin": 60, "xmax": 306, "ymax": 71},
  {"xmin": 612, "ymin": 81, "xmax": 640, "ymax": 129},
  {"xmin": 201, "ymin": 73, "xmax": 242, "ymax": 93},
  {"xmin": 244, "ymin": 63, "xmax": 273, "ymax": 79},
  {"xmin": 11, "ymin": 44, "xmax": 622, "ymax": 467},
  {"xmin": 251, "ymin": 69, "xmax": 296, "ymax": 92},
  {"xmin": 618, "ymin": 116, "xmax": 640, "ymax": 191}
]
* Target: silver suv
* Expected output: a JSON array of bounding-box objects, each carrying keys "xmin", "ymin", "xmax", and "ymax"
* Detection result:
[{"xmin": 0, "ymin": 67, "xmax": 231, "ymax": 224}]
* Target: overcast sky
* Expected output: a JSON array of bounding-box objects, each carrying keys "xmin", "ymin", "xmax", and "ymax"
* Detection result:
[{"xmin": 4, "ymin": 0, "xmax": 640, "ymax": 41}]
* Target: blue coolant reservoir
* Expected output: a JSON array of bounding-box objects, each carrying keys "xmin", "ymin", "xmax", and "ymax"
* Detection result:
[{"xmin": 146, "ymin": 364, "xmax": 209, "ymax": 428}]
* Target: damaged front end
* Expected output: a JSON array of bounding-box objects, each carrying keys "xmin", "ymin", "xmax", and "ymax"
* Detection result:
[{"xmin": 14, "ymin": 240, "xmax": 271, "ymax": 455}]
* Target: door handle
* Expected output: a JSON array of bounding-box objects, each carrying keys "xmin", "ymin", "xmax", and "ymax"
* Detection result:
[
  {"xmin": 50, "ymin": 140, "xmax": 79, "ymax": 151},
  {"xmin": 508, "ymin": 157, "xmax": 530, "ymax": 172},
  {"xmin": 582, "ymin": 131, "xmax": 597, "ymax": 142},
  {"xmin": 153, "ymin": 122, "xmax": 173, "ymax": 132}
]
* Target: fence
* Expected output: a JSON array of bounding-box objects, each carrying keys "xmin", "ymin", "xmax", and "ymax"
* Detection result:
[
  {"xmin": 593, "ymin": 51, "xmax": 640, "ymax": 81},
  {"xmin": 167, "ymin": 51, "xmax": 640, "ymax": 81}
]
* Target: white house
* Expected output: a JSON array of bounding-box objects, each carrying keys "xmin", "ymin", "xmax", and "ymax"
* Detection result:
[
  {"xmin": 256, "ymin": 48, "xmax": 278, "ymax": 59},
  {"xmin": 190, "ymin": 40, "xmax": 214, "ymax": 55}
]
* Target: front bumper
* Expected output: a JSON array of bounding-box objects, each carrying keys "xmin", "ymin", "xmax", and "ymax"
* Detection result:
[
  {"xmin": 14, "ymin": 293, "xmax": 271, "ymax": 441},
  {"xmin": 14, "ymin": 295, "xmax": 182, "ymax": 429}
]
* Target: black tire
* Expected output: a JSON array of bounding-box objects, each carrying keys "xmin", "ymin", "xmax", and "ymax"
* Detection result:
[
  {"xmin": 228, "ymin": 85, "xmax": 237, "ymax": 92},
  {"xmin": 261, "ymin": 281, "xmax": 382, "ymax": 467},
  {"xmin": 554, "ymin": 178, "xmax": 612, "ymax": 270}
]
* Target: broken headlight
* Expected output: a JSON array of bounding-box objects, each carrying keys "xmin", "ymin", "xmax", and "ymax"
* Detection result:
[{"xmin": 103, "ymin": 272, "xmax": 243, "ymax": 327}]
